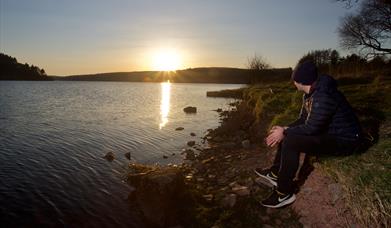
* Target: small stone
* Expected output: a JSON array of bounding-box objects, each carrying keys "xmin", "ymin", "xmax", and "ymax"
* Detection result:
[
  {"xmin": 124, "ymin": 152, "xmax": 131, "ymax": 160},
  {"xmin": 190, "ymin": 132, "xmax": 196, "ymax": 136},
  {"xmin": 184, "ymin": 149, "xmax": 196, "ymax": 160},
  {"xmin": 175, "ymin": 127, "xmax": 184, "ymax": 131},
  {"xmin": 220, "ymin": 194, "xmax": 237, "ymax": 208},
  {"xmin": 201, "ymin": 157, "xmax": 214, "ymax": 164},
  {"xmin": 187, "ymin": 141, "xmax": 196, "ymax": 147},
  {"xmin": 254, "ymin": 177, "xmax": 274, "ymax": 188},
  {"xmin": 103, "ymin": 152, "xmax": 115, "ymax": 161},
  {"xmin": 216, "ymin": 108, "xmax": 223, "ymax": 112},
  {"xmin": 202, "ymin": 194, "xmax": 213, "ymax": 201},
  {"xmin": 197, "ymin": 178, "xmax": 205, "ymax": 182},
  {"xmin": 232, "ymin": 186, "xmax": 250, "ymax": 196},
  {"xmin": 208, "ymin": 174, "xmax": 216, "ymax": 179},
  {"xmin": 328, "ymin": 183, "xmax": 343, "ymax": 204},
  {"xmin": 183, "ymin": 106, "xmax": 197, "ymax": 113},
  {"xmin": 302, "ymin": 187, "xmax": 313, "ymax": 194},
  {"xmin": 172, "ymin": 153, "xmax": 176, "ymax": 156},
  {"xmin": 229, "ymin": 181, "xmax": 238, "ymax": 187},
  {"xmin": 163, "ymin": 155, "xmax": 168, "ymax": 159}
]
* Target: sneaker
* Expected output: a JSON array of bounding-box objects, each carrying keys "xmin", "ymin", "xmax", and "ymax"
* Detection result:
[
  {"xmin": 261, "ymin": 190, "xmax": 296, "ymax": 208},
  {"xmin": 254, "ymin": 168, "xmax": 278, "ymax": 187}
]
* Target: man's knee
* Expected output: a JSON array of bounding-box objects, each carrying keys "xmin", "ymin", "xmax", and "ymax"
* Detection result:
[{"xmin": 281, "ymin": 134, "xmax": 300, "ymax": 148}]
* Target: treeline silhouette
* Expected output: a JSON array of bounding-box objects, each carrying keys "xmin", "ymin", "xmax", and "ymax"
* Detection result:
[
  {"xmin": 56, "ymin": 67, "xmax": 293, "ymax": 84},
  {"xmin": 298, "ymin": 49, "xmax": 391, "ymax": 78},
  {"xmin": 0, "ymin": 53, "xmax": 51, "ymax": 81}
]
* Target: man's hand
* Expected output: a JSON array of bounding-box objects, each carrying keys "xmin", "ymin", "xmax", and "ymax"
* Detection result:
[{"xmin": 265, "ymin": 126, "xmax": 287, "ymax": 147}]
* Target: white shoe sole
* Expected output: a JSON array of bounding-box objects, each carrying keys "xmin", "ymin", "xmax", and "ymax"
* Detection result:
[
  {"xmin": 261, "ymin": 194, "xmax": 296, "ymax": 208},
  {"xmin": 254, "ymin": 170, "xmax": 277, "ymax": 187}
]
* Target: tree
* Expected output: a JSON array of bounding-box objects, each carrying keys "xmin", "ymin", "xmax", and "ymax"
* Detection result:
[
  {"xmin": 338, "ymin": 0, "xmax": 391, "ymax": 57},
  {"xmin": 246, "ymin": 54, "xmax": 270, "ymax": 70}
]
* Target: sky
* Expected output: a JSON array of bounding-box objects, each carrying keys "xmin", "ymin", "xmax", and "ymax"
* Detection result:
[{"xmin": 0, "ymin": 0, "xmax": 356, "ymax": 75}]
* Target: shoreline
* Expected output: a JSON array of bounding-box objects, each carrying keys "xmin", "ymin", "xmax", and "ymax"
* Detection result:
[{"xmin": 125, "ymin": 99, "xmax": 357, "ymax": 227}]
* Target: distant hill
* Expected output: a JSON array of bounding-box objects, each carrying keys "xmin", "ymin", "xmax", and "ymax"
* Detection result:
[
  {"xmin": 56, "ymin": 67, "xmax": 292, "ymax": 84},
  {"xmin": 0, "ymin": 53, "xmax": 51, "ymax": 81}
]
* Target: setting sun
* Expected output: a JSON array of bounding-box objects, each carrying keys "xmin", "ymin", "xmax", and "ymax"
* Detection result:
[{"xmin": 152, "ymin": 49, "xmax": 182, "ymax": 71}]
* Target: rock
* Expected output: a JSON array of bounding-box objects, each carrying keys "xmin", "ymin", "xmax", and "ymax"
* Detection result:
[
  {"xmin": 183, "ymin": 106, "xmax": 197, "ymax": 113},
  {"xmin": 231, "ymin": 186, "xmax": 250, "ymax": 196},
  {"xmin": 187, "ymin": 141, "xmax": 196, "ymax": 147},
  {"xmin": 103, "ymin": 152, "xmax": 115, "ymax": 161},
  {"xmin": 301, "ymin": 187, "xmax": 313, "ymax": 194},
  {"xmin": 183, "ymin": 149, "xmax": 196, "ymax": 160},
  {"xmin": 190, "ymin": 132, "xmax": 196, "ymax": 136},
  {"xmin": 328, "ymin": 183, "xmax": 343, "ymax": 204},
  {"xmin": 201, "ymin": 157, "xmax": 214, "ymax": 164},
  {"xmin": 229, "ymin": 181, "xmax": 238, "ymax": 188},
  {"xmin": 124, "ymin": 152, "xmax": 131, "ymax": 160},
  {"xmin": 220, "ymin": 194, "xmax": 237, "ymax": 208},
  {"xmin": 202, "ymin": 194, "xmax": 213, "ymax": 201},
  {"xmin": 216, "ymin": 108, "xmax": 223, "ymax": 112},
  {"xmin": 127, "ymin": 166, "xmax": 190, "ymax": 227},
  {"xmin": 163, "ymin": 155, "xmax": 168, "ymax": 159},
  {"xmin": 175, "ymin": 127, "xmax": 184, "ymax": 131},
  {"xmin": 241, "ymin": 139, "xmax": 251, "ymax": 149},
  {"xmin": 197, "ymin": 178, "xmax": 205, "ymax": 182},
  {"xmin": 171, "ymin": 153, "xmax": 175, "ymax": 156},
  {"xmin": 254, "ymin": 177, "xmax": 274, "ymax": 188}
]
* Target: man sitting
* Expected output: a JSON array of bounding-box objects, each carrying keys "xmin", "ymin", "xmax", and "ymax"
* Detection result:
[{"xmin": 255, "ymin": 60, "xmax": 362, "ymax": 208}]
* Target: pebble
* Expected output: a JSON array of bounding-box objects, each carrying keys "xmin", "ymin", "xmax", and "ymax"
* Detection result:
[
  {"xmin": 187, "ymin": 141, "xmax": 196, "ymax": 147},
  {"xmin": 220, "ymin": 194, "xmax": 237, "ymax": 208},
  {"xmin": 202, "ymin": 194, "xmax": 213, "ymax": 201},
  {"xmin": 231, "ymin": 186, "xmax": 250, "ymax": 196},
  {"xmin": 103, "ymin": 152, "xmax": 115, "ymax": 161}
]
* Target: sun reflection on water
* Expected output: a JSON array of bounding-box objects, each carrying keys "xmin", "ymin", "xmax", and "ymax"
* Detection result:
[{"xmin": 159, "ymin": 81, "xmax": 171, "ymax": 129}]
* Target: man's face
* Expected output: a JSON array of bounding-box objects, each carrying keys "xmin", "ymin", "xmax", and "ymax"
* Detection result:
[{"xmin": 293, "ymin": 81, "xmax": 302, "ymax": 91}]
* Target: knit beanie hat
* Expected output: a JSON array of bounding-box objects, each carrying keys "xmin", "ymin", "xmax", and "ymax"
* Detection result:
[{"xmin": 291, "ymin": 60, "xmax": 318, "ymax": 85}]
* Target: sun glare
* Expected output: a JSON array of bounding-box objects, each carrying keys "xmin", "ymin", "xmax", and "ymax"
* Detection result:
[{"xmin": 152, "ymin": 49, "xmax": 182, "ymax": 71}]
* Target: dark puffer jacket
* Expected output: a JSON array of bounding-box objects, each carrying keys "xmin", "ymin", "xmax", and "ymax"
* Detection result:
[{"xmin": 285, "ymin": 74, "xmax": 362, "ymax": 141}]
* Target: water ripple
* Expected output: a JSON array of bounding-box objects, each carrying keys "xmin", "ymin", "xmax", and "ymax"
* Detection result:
[{"xmin": 0, "ymin": 81, "xmax": 243, "ymax": 227}]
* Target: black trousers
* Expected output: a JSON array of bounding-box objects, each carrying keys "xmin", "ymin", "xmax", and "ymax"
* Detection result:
[{"xmin": 270, "ymin": 134, "xmax": 358, "ymax": 194}]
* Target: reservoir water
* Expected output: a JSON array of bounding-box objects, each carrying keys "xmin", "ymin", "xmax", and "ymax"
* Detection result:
[{"xmin": 0, "ymin": 81, "xmax": 243, "ymax": 227}]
